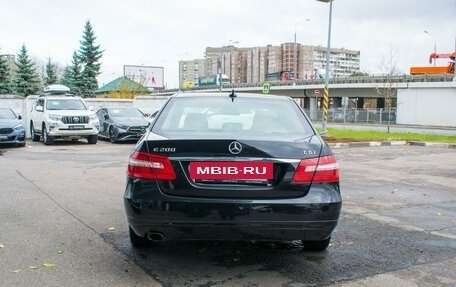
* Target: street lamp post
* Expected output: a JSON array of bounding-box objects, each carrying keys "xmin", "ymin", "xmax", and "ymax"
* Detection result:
[
  {"xmin": 294, "ymin": 19, "xmax": 311, "ymax": 85},
  {"xmin": 219, "ymin": 48, "xmax": 223, "ymax": 91},
  {"xmin": 219, "ymin": 40, "xmax": 238, "ymax": 91},
  {"xmin": 317, "ymin": 0, "xmax": 334, "ymax": 135},
  {"xmin": 424, "ymin": 30, "xmax": 437, "ymax": 67}
]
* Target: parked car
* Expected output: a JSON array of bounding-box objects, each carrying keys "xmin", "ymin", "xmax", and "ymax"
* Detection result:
[
  {"xmin": 0, "ymin": 108, "xmax": 26, "ymax": 147},
  {"xmin": 29, "ymin": 85, "xmax": 100, "ymax": 145},
  {"xmin": 96, "ymin": 106, "xmax": 150, "ymax": 143},
  {"xmin": 124, "ymin": 92, "xmax": 342, "ymax": 251}
]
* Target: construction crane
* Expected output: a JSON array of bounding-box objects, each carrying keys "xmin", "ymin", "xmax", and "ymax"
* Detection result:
[
  {"xmin": 410, "ymin": 51, "xmax": 455, "ymax": 75},
  {"xmin": 429, "ymin": 52, "xmax": 456, "ymax": 64}
]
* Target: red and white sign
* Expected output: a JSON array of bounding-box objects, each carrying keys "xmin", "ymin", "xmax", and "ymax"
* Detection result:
[
  {"xmin": 189, "ymin": 162, "xmax": 273, "ymax": 180},
  {"xmin": 315, "ymin": 90, "xmax": 320, "ymax": 96}
]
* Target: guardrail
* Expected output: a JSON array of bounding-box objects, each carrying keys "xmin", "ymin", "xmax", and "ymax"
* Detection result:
[{"xmin": 154, "ymin": 74, "xmax": 455, "ymax": 94}]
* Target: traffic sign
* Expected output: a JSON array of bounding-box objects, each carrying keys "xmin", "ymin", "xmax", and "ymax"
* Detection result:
[
  {"xmin": 262, "ymin": 83, "xmax": 270, "ymax": 94},
  {"xmin": 315, "ymin": 90, "xmax": 320, "ymax": 96}
]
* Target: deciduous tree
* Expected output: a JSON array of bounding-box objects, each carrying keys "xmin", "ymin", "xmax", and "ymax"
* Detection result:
[{"xmin": 376, "ymin": 45, "xmax": 401, "ymax": 133}]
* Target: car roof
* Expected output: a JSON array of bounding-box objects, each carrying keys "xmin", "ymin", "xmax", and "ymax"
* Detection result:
[
  {"xmin": 39, "ymin": 95, "xmax": 82, "ymax": 100},
  {"xmin": 170, "ymin": 92, "xmax": 291, "ymax": 101},
  {"xmin": 104, "ymin": 106, "xmax": 139, "ymax": 109}
]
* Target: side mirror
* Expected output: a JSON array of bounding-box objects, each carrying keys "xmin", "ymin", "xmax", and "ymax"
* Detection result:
[
  {"xmin": 36, "ymin": 106, "xmax": 44, "ymax": 112},
  {"xmin": 104, "ymin": 114, "xmax": 109, "ymax": 120},
  {"xmin": 88, "ymin": 106, "xmax": 94, "ymax": 111},
  {"xmin": 18, "ymin": 115, "xmax": 22, "ymax": 120}
]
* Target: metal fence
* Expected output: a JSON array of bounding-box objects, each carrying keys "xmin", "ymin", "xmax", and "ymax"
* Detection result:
[{"xmin": 303, "ymin": 108, "xmax": 397, "ymax": 125}]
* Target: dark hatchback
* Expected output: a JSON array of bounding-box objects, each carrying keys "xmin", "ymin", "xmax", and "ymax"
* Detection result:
[
  {"xmin": 0, "ymin": 108, "xmax": 26, "ymax": 147},
  {"xmin": 96, "ymin": 106, "xmax": 150, "ymax": 143},
  {"xmin": 124, "ymin": 92, "xmax": 341, "ymax": 251}
]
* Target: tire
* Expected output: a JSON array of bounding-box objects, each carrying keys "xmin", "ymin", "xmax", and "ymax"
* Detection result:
[
  {"xmin": 129, "ymin": 226, "xmax": 149, "ymax": 248},
  {"xmin": 30, "ymin": 122, "xmax": 40, "ymax": 142},
  {"xmin": 302, "ymin": 237, "xmax": 331, "ymax": 251},
  {"xmin": 43, "ymin": 125, "xmax": 54, "ymax": 145},
  {"xmin": 87, "ymin": 135, "xmax": 98, "ymax": 144},
  {"xmin": 109, "ymin": 126, "xmax": 117, "ymax": 143}
]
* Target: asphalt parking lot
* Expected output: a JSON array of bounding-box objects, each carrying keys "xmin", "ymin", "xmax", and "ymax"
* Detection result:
[{"xmin": 1, "ymin": 140, "xmax": 455, "ymax": 287}]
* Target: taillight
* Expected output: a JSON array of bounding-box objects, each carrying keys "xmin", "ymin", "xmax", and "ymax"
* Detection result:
[
  {"xmin": 292, "ymin": 155, "xmax": 339, "ymax": 183},
  {"xmin": 127, "ymin": 150, "xmax": 176, "ymax": 180}
]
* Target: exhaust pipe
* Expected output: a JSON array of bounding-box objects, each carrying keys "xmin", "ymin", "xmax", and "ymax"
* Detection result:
[{"xmin": 146, "ymin": 232, "xmax": 164, "ymax": 241}]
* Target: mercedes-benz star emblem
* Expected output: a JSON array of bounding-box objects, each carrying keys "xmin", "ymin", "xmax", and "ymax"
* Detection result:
[{"xmin": 228, "ymin": 141, "xmax": 242, "ymax": 155}]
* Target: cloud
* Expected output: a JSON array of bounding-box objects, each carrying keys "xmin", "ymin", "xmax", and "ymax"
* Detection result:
[{"xmin": 0, "ymin": 0, "xmax": 454, "ymax": 88}]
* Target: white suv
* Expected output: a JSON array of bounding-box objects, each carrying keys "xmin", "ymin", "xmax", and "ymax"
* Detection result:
[{"xmin": 30, "ymin": 85, "xmax": 100, "ymax": 145}]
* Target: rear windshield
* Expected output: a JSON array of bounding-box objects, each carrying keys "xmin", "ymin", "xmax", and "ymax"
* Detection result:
[{"xmin": 152, "ymin": 96, "xmax": 315, "ymax": 138}]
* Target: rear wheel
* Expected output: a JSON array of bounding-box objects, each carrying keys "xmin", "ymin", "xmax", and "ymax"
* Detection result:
[
  {"xmin": 87, "ymin": 135, "xmax": 98, "ymax": 144},
  {"xmin": 43, "ymin": 125, "xmax": 54, "ymax": 145},
  {"xmin": 30, "ymin": 122, "xmax": 40, "ymax": 142},
  {"xmin": 129, "ymin": 226, "xmax": 150, "ymax": 248},
  {"xmin": 302, "ymin": 237, "xmax": 331, "ymax": 251}
]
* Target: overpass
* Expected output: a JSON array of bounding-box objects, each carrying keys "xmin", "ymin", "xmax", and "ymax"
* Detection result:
[
  {"xmin": 156, "ymin": 74, "xmax": 454, "ymax": 98},
  {"xmin": 152, "ymin": 74, "xmax": 456, "ymax": 127}
]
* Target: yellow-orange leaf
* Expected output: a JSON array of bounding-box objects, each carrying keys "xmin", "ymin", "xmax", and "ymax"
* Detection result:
[{"xmin": 42, "ymin": 263, "xmax": 55, "ymax": 268}]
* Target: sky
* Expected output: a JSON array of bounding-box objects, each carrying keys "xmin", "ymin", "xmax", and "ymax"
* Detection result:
[{"xmin": 1, "ymin": 0, "xmax": 455, "ymax": 89}]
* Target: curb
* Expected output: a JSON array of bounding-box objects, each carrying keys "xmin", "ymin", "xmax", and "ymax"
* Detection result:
[
  {"xmin": 328, "ymin": 141, "xmax": 455, "ymax": 149},
  {"xmin": 407, "ymin": 141, "xmax": 456, "ymax": 149}
]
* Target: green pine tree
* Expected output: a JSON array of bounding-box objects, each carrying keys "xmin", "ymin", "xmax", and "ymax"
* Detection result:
[
  {"xmin": 60, "ymin": 51, "xmax": 83, "ymax": 95},
  {"xmin": 44, "ymin": 58, "xmax": 58, "ymax": 86},
  {"xmin": 13, "ymin": 44, "xmax": 40, "ymax": 97},
  {"xmin": 78, "ymin": 21, "xmax": 103, "ymax": 97},
  {"xmin": 0, "ymin": 51, "xmax": 12, "ymax": 94}
]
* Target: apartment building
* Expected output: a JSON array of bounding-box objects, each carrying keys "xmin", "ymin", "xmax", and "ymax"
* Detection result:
[
  {"xmin": 181, "ymin": 44, "xmax": 360, "ymax": 87},
  {"xmin": 178, "ymin": 59, "xmax": 205, "ymax": 88},
  {"xmin": 305, "ymin": 46, "xmax": 361, "ymax": 77}
]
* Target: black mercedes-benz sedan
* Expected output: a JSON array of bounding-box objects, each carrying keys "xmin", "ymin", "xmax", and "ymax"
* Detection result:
[{"xmin": 124, "ymin": 92, "xmax": 341, "ymax": 251}]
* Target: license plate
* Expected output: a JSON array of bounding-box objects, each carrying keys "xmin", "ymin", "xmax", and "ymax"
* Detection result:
[
  {"xmin": 0, "ymin": 135, "xmax": 7, "ymax": 141},
  {"xmin": 189, "ymin": 162, "xmax": 273, "ymax": 180},
  {"xmin": 69, "ymin": 125, "xmax": 84, "ymax": 130}
]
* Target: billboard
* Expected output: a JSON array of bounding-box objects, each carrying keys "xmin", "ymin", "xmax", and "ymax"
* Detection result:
[
  {"xmin": 123, "ymin": 65, "xmax": 164, "ymax": 89},
  {"xmin": 265, "ymin": 71, "xmax": 294, "ymax": 81},
  {"xmin": 198, "ymin": 75, "xmax": 218, "ymax": 86}
]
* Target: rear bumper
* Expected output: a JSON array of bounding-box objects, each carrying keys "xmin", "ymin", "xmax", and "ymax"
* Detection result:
[{"xmin": 124, "ymin": 179, "xmax": 342, "ymax": 241}]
